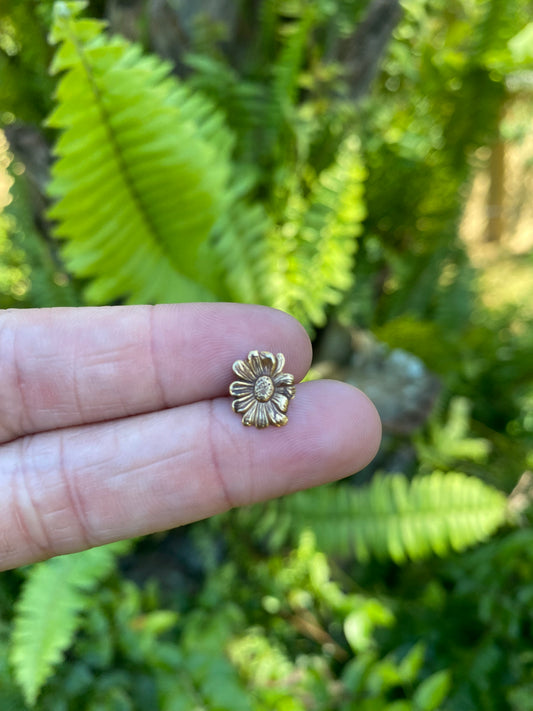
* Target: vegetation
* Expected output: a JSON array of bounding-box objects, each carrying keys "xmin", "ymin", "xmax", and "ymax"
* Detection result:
[{"xmin": 1, "ymin": 0, "xmax": 533, "ymax": 708}]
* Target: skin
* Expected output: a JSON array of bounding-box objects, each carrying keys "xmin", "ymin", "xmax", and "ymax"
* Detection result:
[{"xmin": 0, "ymin": 303, "xmax": 382, "ymax": 571}]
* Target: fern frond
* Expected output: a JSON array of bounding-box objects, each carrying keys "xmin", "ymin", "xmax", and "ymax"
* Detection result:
[
  {"xmin": 47, "ymin": 1, "xmax": 235, "ymax": 305},
  {"xmin": 210, "ymin": 171, "xmax": 272, "ymax": 304},
  {"xmin": 185, "ymin": 54, "xmax": 266, "ymax": 137},
  {"xmin": 272, "ymin": 3, "xmax": 315, "ymax": 111},
  {"xmin": 416, "ymin": 397, "xmax": 491, "ymax": 472},
  {"xmin": 266, "ymin": 135, "xmax": 366, "ymax": 327},
  {"xmin": 255, "ymin": 2, "xmax": 317, "ymax": 163},
  {"xmin": 243, "ymin": 472, "xmax": 508, "ymax": 563},
  {"xmin": 256, "ymin": 0, "xmax": 279, "ymax": 67},
  {"xmin": 9, "ymin": 542, "xmax": 128, "ymax": 706}
]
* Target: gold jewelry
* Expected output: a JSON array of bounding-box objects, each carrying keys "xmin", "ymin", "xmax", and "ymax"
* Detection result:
[{"xmin": 230, "ymin": 351, "xmax": 295, "ymax": 428}]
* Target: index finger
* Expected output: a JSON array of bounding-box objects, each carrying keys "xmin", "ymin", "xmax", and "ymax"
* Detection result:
[{"xmin": 0, "ymin": 304, "xmax": 312, "ymax": 443}]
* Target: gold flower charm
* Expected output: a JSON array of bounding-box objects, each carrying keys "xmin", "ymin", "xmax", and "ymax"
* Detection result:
[{"xmin": 230, "ymin": 351, "xmax": 296, "ymax": 428}]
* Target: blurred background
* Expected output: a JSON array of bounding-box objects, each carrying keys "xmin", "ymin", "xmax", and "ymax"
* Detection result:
[{"xmin": 1, "ymin": 1, "xmax": 533, "ymax": 709}]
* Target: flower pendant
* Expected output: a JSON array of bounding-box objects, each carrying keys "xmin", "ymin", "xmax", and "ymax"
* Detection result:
[{"xmin": 230, "ymin": 351, "xmax": 296, "ymax": 428}]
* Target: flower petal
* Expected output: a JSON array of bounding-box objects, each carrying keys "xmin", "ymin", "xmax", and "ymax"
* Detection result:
[
  {"xmin": 247, "ymin": 350, "xmax": 263, "ymax": 376},
  {"xmin": 233, "ymin": 358, "xmax": 254, "ymax": 382},
  {"xmin": 229, "ymin": 381, "xmax": 254, "ymax": 398},
  {"xmin": 277, "ymin": 384, "xmax": 296, "ymax": 401},
  {"xmin": 255, "ymin": 402, "xmax": 269, "ymax": 429},
  {"xmin": 273, "ymin": 352, "xmax": 285, "ymax": 376},
  {"xmin": 260, "ymin": 351, "xmax": 277, "ymax": 375},
  {"xmin": 247, "ymin": 350, "xmax": 272, "ymax": 377},
  {"xmin": 242, "ymin": 400, "xmax": 258, "ymax": 426},
  {"xmin": 266, "ymin": 403, "xmax": 288, "ymax": 427},
  {"xmin": 271, "ymin": 391, "xmax": 289, "ymax": 413},
  {"xmin": 232, "ymin": 394, "xmax": 255, "ymax": 414},
  {"xmin": 273, "ymin": 371, "xmax": 294, "ymax": 387}
]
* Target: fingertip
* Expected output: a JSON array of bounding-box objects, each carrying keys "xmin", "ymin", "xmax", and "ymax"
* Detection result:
[
  {"xmin": 328, "ymin": 380, "xmax": 382, "ymax": 476},
  {"xmin": 286, "ymin": 380, "xmax": 382, "ymax": 487},
  {"xmin": 215, "ymin": 378, "xmax": 382, "ymax": 506},
  {"xmin": 184, "ymin": 303, "xmax": 313, "ymax": 383}
]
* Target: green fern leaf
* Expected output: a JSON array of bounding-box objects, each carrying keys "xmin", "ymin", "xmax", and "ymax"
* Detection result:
[
  {"xmin": 266, "ymin": 135, "xmax": 366, "ymax": 327},
  {"xmin": 272, "ymin": 3, "xmax": 315, "ymax": 110},
  {"xmin": 416, "ymin": 397, "xmax": 491, "ymax": 471},
  {"xmin": 249, "ymin": 472, "xmax": 508, "ymax": 563},
  {"xmin": 185, "ymin": 54, "xmax": 267, "ymax": 140},
  {"xmin": 47, "ymin": 1, "xmax": 235, "ymax": 305},
  {"xmin": 9, "ymin": 542, "xmax": 128, "ymax": 706},
  {"xmin": 263, "ymin": 3, "xmax": 317, "ymax": 162},
  {"xmin": 210, "ymin": 170, "xmax": 272, "ymax": 304}
]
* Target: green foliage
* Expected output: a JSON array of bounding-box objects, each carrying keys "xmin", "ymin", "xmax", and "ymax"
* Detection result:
[
  {"xmin": 265, "ymin": 134, "xmax": 366, "ymax": 325},
  {"xmin": 1, "ymin": 1, "xmax": 533, "ymax": 709},
  {"xmin": 185, "ymin": 1, "xmax": 370, "ymax": 326},
  {"xmin": 412, "ymin": 671, "xmax": 451, "ymax": 711},
  {"xmin": 0, "ymin": 135, "xmax": 29, "ymax": 305},
  {"xmin": 3, "ymin": 520, "xmax": 533, "ymax": 710},
  {"xmin": 0, "ymin": 0, "xmax": 55, "ymax": 125},
  {"xmin": 1, "ymin": 164, "xmax": 82, "ymax": 308},
  {"xmin": 9, "ymin": 542, "xmax": 129, "ymax": 705},
  {"xmin": 236, "ymin": 471, "xmax": 508, "ymax": 563},
  {"xmin": 209, "ymin": 171, "xmax": 271, "ymax": 305},
  {"xmin": 375, "ymin": 308, "xmax": 533, "ymax": 488},
  {"xmin": 223, "ymin": 530, "xmax": 453, "ymax": 711},
  {"xmin": 43, "ymin": 0, "xmax": 368, "ymax": 327},
  {"xmin": 47, "ymin": 1, "xmax": 231, "ymax": 304},
  {"xmin": 0, "ymin": 531, "xmax": 456, "ymax": 711},
  {"xmin": 0, "ymin": 209, "xmax": 30, "ymax": 304},
  {"xmin": 415, "ymin": 397, "xmax": 491, "ymax": 473},
  {"xmin": 348, "ymin": 0, "xmax": 533, "ymax": 331},
  {"xmin": 366, "ymin": 524, "xmax": 533, "ymax": 711}
]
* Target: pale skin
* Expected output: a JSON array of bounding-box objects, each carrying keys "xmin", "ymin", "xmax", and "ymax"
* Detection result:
[{"xmin": 0, "ymin": 303, "xmax": 382, "ymax": 571}]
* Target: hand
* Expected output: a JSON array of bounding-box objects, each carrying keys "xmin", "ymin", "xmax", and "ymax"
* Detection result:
[{"xmin": 0, "ymin": 304, "xmax": 381, "ymax": 570}]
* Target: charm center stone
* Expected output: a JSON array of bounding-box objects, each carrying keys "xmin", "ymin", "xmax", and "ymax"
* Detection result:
[{"xmin": 254, "ymin": 375, "xmax": 274, "ymax": 402}]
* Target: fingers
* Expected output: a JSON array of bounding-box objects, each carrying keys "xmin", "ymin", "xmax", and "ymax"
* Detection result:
[
  {"xmin": 0, "ymin": 380, "xmax": 381, "ymax": 570},
  {"xmin": 0, "ymin": 304, "xmax": 312, "ymax": 443}
]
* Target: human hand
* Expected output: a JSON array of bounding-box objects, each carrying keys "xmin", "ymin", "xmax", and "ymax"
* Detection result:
[{"xmin": 0, "ymin": 304, "xmax": 381, "ymax": 571}]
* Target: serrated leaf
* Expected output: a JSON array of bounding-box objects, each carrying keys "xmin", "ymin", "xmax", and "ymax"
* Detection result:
[
  {"xmin": 266, "ymin": 135, "xmax": 366, "ymax": 327},
  {"xmin": 254, "ymin": 471, "xmax": 508, "ymax": 563},
  {"xmin": 9, "ymin": 543, "xmax": 127, "ymax": 705},
  {"xmin": 47, "ymin": 9, "xmax": 234, "ymax": 305}
]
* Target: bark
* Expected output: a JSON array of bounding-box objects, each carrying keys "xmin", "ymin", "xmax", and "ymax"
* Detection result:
[{"xmin": 340, "ymin": 0, "xmax": 403, "ymax": 99}]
